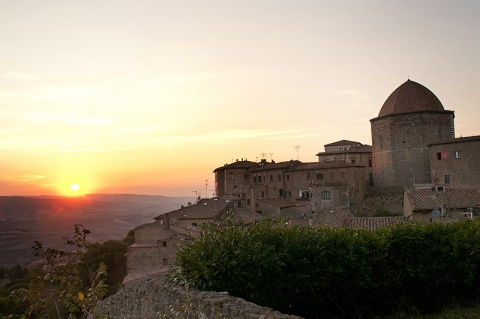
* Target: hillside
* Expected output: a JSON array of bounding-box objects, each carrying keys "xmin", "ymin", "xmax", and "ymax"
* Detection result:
[{"xmin": 0, "ymin": 194, "xmax": 191, "ymax": 267}]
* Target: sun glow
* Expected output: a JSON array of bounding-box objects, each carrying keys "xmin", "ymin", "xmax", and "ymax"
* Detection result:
[{"xmin": 70, "ymin": 183, "xmax": 80, "ymax": 192}]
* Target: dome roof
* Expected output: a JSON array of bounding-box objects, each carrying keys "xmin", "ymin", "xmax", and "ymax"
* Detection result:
[{"xmin": 378, "ymin": 79, "xmax": 444, "ymax": 117}]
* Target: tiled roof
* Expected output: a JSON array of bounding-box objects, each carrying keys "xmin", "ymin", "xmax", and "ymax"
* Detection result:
[
  {"xmin": 347, "ymin": 217, "xmax": 408, "ymax": 231},
  {"xmin": 213, "ymin": 160, "xmax": 257, "ymax": 172},
  {"xmin": 250, "ymin": 160, "xmax": 301, "ymax": 172},
  {"xmin": 404, "ymin": 187, "xmax": 480, "ymax": 211},
  {"xmin": 324, "ymin": 140, "xmax": 362, "ymax": 147},
  {"xmin": 155, "ymin": 198, "xmax": 232, "ymax": 220},
  {"xmin": 377, "ymin": 79, "xmax": 446, "ymax": 118},
  {"xmin": 258, "ymin": 198, "xmax": 296, "ymax": 208},
  {"xmin": 291, "ymin": 161, "xmax": 358, "ymax": 171},
  {"xmin": 229, "ymin": 208, "xmax": 269, "ymax": 224},
  {"xmin": 316, "ymin": 207, "xmax": 354, "ymax": 228},
  {"xmin": 429, "ymin": 135, "xmax": 480, "ymax": 146},
  {"xmin": 315, "ymin": 207, "xmax": 408, "ymax": 230}
]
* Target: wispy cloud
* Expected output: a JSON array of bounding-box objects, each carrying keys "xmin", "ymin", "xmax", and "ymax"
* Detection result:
[{"xmin": 1, "ymin": 72, "xmax": 41, "ymax": 81}]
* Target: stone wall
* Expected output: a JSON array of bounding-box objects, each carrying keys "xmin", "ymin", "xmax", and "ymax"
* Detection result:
[{"xmin": 89, "ymin": 276, "xmax": 303, "ymax": 319}]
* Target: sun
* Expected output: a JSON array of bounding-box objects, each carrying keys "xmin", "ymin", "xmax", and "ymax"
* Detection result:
[{"xmin": 70, "ymin": 183, "xmax": 81, "ymax": 192}]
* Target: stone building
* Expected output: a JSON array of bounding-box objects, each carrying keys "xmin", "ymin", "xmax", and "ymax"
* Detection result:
[
  {"xmin": 370, "ymin": 79, "xmax": 455, "ymax": 188},
  {"xmin": 286, "ymin": 162, "xmax": 368, "ymax": 211},
  {"xmin": 317, "ymin": 140, "xmax": 372, "ymax": 167},
  {"xmin": 213, "ymin": 159, "xmax": 256, "ymax": 198},
  {"xmin": 125, "ymin": 198, "xmax": 233, "ymax": 281},
  {"xmin": 429, "ymin": 135, "xmax": 480, "ymax": 189}
]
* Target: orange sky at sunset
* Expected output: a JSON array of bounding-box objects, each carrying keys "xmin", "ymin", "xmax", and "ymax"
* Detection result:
[{"xmin": 1, "ymin": 1, "xmax": 479, "ymax": 197}]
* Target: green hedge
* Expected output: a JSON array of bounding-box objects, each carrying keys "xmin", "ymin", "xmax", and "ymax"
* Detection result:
[{"xmin": 172, "ymin": 219, "xmax": 480, "ymax": 318}]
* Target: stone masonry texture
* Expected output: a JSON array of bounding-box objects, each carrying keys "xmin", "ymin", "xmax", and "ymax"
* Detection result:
[{"xmin": 89, "ymin": 276, "xmax": 303, "ymax": 319}]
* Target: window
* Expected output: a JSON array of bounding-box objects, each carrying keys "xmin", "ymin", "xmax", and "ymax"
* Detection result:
[
  {"xmin": 247, "ymin": 199, "xmax": 251, "ymax": 205},
  {"xmin": 192, "ymin": 222, "xmax": 198, "ymax": 227},
  {"xmin": 278, "ymin": 174, "xmax": 282, "ymax": 182},
  {"xmin": 163, "ymin": 258, "xmax": 168, "ymax": 266},
  {"xmin": 341, "ymin": 172, "xmax": 345, "ymax": 179},
  {"xmin": 269, "ymin": 174, "xmax": 273, "ymax": 182},
  {"xmin": 285, "ymin": 191, "xmax": 291, "ymax": 198},
  {"xmin": 279, "ymin": 189, "xmax": 284, "ymax": 196},
  {"xmin": 351, "ymin": 159, "xmax": 356, "ymax": 164},
  {"xmin": 244, "ymin": 173, "xmax": 248, "ymax": 179},
  {"xmin": 228, "ymin": 172, "xmax": 234, "ymax": 180},
  {"xmin": 380, "ymin": 135, "xmax": 383, "ymax": 148},
  {"xmin": 321, "ymin": 191, "xmax": 331, "ymax": 199},
  {"xmin": 261, "ymin": 191, "xmax": 265, "ymax": 198},
  {"xmin": 368, "ymin": 159, "xmax": 372, "ymax": 167},
  {"xmin": 286, "ymin": 174, "xmax": 290, "ymax": 181},
  {"xmin": 253, "ymin": 176, "xmax": 257, "ymax": 183},
  {"xmin": 445, "ymin": 175, "xmax": 451, "ymax": 184},
  {"xmin": 316, "ymin": 173, "xmax": 323, "ymax": 180},
  {"xmin": 307, "ymin": 173, "xmax": 311, "ymax": 179},
  {"xmin": 436, "ymin": 152, "xmax": 442, "ymax": 160},
  {"xmin": 455, "ymin": 150, "xmax": 461, "ymax": 159},
  {"xmin": 162, "ymin": 241, "xmax": 167, "ymax": 247}
]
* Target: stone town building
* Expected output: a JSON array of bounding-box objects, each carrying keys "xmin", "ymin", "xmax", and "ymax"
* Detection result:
[
  {"xmin": 286, "ymin": 162, "xmax": 369, "ymax": 211},
  {"xmin": 213, "ymin": 159, "xmax": 256, "ymax": 198},
  {"xmin": 370, "ymin": 79, "xmax": 455, "ymax": 188},
  {"xmin": 317, "ymin": 140, "xmax": 373, "ymax": 167},
  {"xmin": 429, "ymin": 135, "xmax": 480, "ymax": 189},
  {"xmin": 126, "ymin": 198, "xmax": 233, "ymax": 280}
]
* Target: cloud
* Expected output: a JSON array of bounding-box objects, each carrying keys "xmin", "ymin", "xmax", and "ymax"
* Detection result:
[{"xmin": 1, "ymin": 72, "xmax": 41, "ymax": 81}]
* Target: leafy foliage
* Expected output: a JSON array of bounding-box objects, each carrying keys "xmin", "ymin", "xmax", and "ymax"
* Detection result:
[
  {"xmin": 11, "ymin": 224, "xmax": 108, "ymax": 318},
  {"xmin": 173, "ymin": 219, "xmax": 480, "ymax": 319}
]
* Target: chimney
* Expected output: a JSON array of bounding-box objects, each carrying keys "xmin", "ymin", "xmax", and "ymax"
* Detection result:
[{"xmin": 165, "ymin": 213, "xmax": 170, "ymax": 229}]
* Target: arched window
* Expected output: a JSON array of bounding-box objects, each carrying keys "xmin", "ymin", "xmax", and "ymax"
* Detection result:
[{"xmin": 321, "ymin": 191, "xmax": 331, "ymax": 199}]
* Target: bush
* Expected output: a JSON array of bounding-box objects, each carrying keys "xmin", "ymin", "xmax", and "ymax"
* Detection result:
[{"xmin": 173, "ymin": 219, "xmax": 480, "ymax": 319}]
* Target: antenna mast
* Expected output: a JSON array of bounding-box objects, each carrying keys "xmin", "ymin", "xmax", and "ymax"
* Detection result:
[{"xmin": 294, "ymin": 145, "xmax": 301, "ymax": 160}]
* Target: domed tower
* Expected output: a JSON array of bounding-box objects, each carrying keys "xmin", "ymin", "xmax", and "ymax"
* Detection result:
[{"xmin": 370, "ymin": 80, "xmax": 455, "ymax": 187}]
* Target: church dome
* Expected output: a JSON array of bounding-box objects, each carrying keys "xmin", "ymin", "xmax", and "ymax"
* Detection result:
[{"xmin": 378, "ymin": 79, "xmax": 444, "ymax": 117}]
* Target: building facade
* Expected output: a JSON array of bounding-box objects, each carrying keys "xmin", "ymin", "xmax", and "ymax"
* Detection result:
[
  {"xmin": 370, "ymin": 79, "xmax": 455, "ymax": 187},
  {"xmin": 429, "ymin": 136, "xmax": 480, "ymax": 189}
]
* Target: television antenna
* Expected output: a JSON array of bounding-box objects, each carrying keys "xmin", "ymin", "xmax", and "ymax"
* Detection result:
[
  {"xmin": 294, "ymin": 145, "xmax": 301, "ymax": 160},
  {"xmin": 261, "ymin": 152, "xmax": 267, "ymax": 159},
  {"xmin": 191, "ymin": 190, "xmax": 199, "ymax": 203},
  {"xmin": 269, "ymin": 153, "xmax": 273, "ymax": 161},
  {"xmin": 205, "ymin": 180, "xmax": 208, "ymax": 199}
]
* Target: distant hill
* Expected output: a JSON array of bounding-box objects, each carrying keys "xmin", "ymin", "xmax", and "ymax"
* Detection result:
[{"xmin": 0, "ymin": 194, "xmax": 191, "ymax": 267}]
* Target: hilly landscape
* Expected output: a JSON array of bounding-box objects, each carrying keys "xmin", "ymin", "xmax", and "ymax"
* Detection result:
[{"xmin": 0, "ymin": 194, "xmax": 191, "ymax": 267}]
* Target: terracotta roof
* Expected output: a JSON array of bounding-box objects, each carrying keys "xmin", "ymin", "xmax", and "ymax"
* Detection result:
[
  {"xmin": 229, "ymin": 208, "xmax": 269, "ymax": 224},
  {"xmin": 250, "ymin": 160, "xmax": 301, "ymax": 172},
  {"xmin": 291, "ymin": 161, "xmax": 358, "ymax": 171},
  {"xmin": 316, "ymin": 207, "xmax": 354, "ymax": 227},
  {"xmin": 324, "ymin": 140, "xmax": 362, "ymax": 147},
  {"xmin": 429, "ymin": 135, "xmax": 480, "ymax": 146},
  {"xmin": 258, "ymin": 198, "xmax": 296, "ymax": 208},
  {"xmin": 347, "ymin": 217, "xmax": 408, "ymax": 231},
  {"xmin": 378, "ymin": 79, "xmax": 445, "ymax": 118},
  {"xmin": 213, "ymin": 160, "xmax": 257, "ymax": 172},
  {"xmin": 155, "ymin": 198, "xmax": 232, "ymax": 220},
  {"xmin": 404, "ymin": 187, "xmax": 480, "ymax": 211}
]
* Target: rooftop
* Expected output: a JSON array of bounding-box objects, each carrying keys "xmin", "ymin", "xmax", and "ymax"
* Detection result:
[
  {"xmin": 377, "ymin": 79, "xmax": 446, "ymax": 118},
  {"xmin": 404, "ymin": 187, "xmax": 480, "ymax": 211}
]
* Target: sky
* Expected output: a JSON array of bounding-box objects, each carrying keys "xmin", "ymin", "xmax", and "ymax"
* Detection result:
[{"xmin": 0, "ymin": 0, "xmax": 479, "ymax": 197}]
